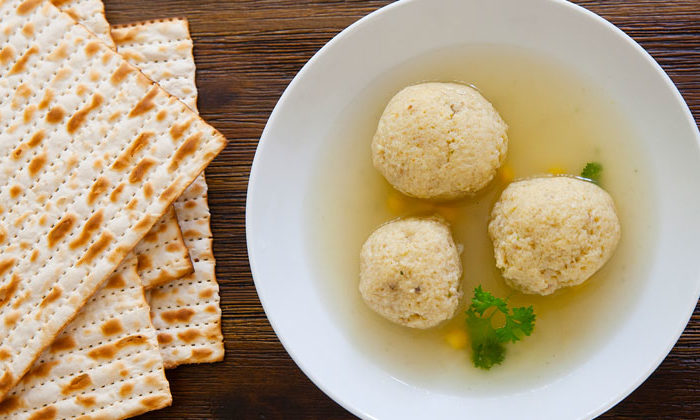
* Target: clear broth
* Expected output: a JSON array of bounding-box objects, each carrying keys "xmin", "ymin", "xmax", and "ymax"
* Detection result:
[{"xmin": 305, "ymin": 45, "xmax": 655, "ymax": 395}]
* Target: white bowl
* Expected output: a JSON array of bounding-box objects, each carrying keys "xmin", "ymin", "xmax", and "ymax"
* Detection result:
[{"xmin": 246, "ymin": 0, "xmax": 700, "ymax": 418}]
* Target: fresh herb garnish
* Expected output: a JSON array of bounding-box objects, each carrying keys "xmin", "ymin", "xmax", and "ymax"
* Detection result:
[
  {"xmin": 580, "ymin": 162, "xmax": 603, "ymax": 184},
  {"xmin": 465, "ymin": 286, "xmax": 536, "ymax": 370}
]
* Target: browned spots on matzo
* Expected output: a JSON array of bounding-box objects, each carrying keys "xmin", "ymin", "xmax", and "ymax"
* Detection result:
[
  {"xmin": 9, "ymin": 185, "xmax": 22, "ymax": 198},
  {"xmin": 46, "ymin": 106, "xmax": 65, "ymax": 123},
  {"xmin": 153, "ymin": 269, "xmax": 188, "ymax": 287},
  {"xmin": 0, "ymin": 370, "xmax": 14, "ymax": 396},
  {"xmin": 169, "ymin": 133, "xmax": 201, "ymax": 172},
  {"xmin": 28, "ymin": 153, "xmax": 46, "ymax": 177},
  {"xmin": 23, "ymin": 104, "xmax": 36, "ymax": 122},
  {"xmin": 16, "ymin": 0, "xmax": 42, "ymax": 15},
  {"xmin": 0, "ymin": 396, "xmax": 23, "ymax": 415},
  {"xmin": 75, "ymin": 84, "xmax": 87, "ymax": 97},
  {"xmin": 137, "ymin": 253, "xmax": 152, "ymax": 270},
  {"xmin": 75, "ymin": 395, "xmax": 96, "ymax": 407},
  {"xmin": 103, "ymin": 273, "xmax": 125, "ymax": 291},
  {"xmin": 109, "ymin": 183, "xmax": 125, "ymax": 202},
  {"xmin": 112, "ymin": 28, "xmax": 139, "ymax": 44},
  {"xmin": 23, "ymin": 360, "xmax": 59, "ymax": 382},
  {"xmin": 193, "ymin": 348, "xmax": 214, "ymax": 360},
  {"xmin": 69, "ymin": 211, "xmax": 102, "ymax": 251},
  {"xmin": 129, "ymin": 157, "xmax": 156, "ymax": 184},
  {"xmin": 157, "ymin": 333, "xmax": 173, "ymax": 345},
  {"xmin": 112, "ymin": 131, "xmax": 153, "ymax": 171},
  {"xmin": 145, "ymin": 375, "xmax": 162, "ymax": 387},
  {"xmin": 38, "ymin": 90, "xmax": 53, "ymax": 109},
  {"xmin": 16, "ymin": 83, "xmax": 31, "ymax": 99},
  {"xmin": 50, "ymin": 335, "xmax": 76, "ymax": 353},
  {"xmin": 107, "ymin": 111, "xmax": 121, "ymax": 122},
  {"xmin": 134, "ymin": 214, "xmax": 156, "ymax": 232},
  {"xmin": 10, "ymin": 144, "xmax": 26, "ymax": 160},
  {"xmin": 121, "ymin": 50, "xmax": 143, "ymax": 63},
  {"xmin": 47, "ymin": 44, "xmax": 68, "ymax": 61},
  {"xmin": 49, "ymin": 0, "xmax": 72, "ymax": 6},
  {"xmin": 165, "ymin": 242, "xmax": 181, "ymax": 252},
  {"xmin": 144, "ymin": 182, "xmax": 154, "ymax": 198},
  {"xmin": 159, "ymin": 180, "xmax": 180, "ymax": 203},
  {"xmin": 67, "ymin": 94, "xmax": 103, "ymax": 133},
  {"xmin": 28, "ymin": 129, "xmax": 45, "ymax": 147},
  {"xmin": 199, "ymin": 288, "xmax": 215, "ymax": 299},
  {"xmin": 76, "ymin": 231, "xmax": 113, "ymax": 266},
  {"xmin": 170, "ymin": 119, "xmax": 193, "ymax": 141},
  {"xmin": 141, "ymin": 395, "xmax": 169, "ymax": 410},
  {"xmin": 86, "ymin": 344, "xmax": 115, "ymax": 360},
  {"xmin": 188, "ymin": 181, "xmax": 205, "ymax": 196},
  {"xmin": 129, "ymin": 87, "xmax": 158, "ymax": 117},
  {"xmin": 39, "ymin": 286, "xmax": 62, "ymax": 308},
  {"xmin": 12, "ymin": 290, "xmax": 30, "ymax": 309},
  {"xmin": 205, "ymin": 304, "xmax": 218, "ymax": 314},
  {"xmin": 0, "ymin": 274, "xmax": 19, "ymax": 308},
  {"xmin": 119, "ymin": 383, "xmax": 134, "ymax": 397},
  {"xmin": 84, "ymin": 41, "xmax": 100, "ymax": 57},
  {"xmin": 110, "ymin": 62, "xmax": 133, "ymax": 85},
  {"xmin": 61, "ymin": 373, "xmax": 92, "ymax": 395},
  {"xmin": 143, "ymin": 229, "xmax": 158, "ymax": 242},
  {"xmin": 108, "ymin": 244, "xmax": 131, "ymax": 264},
  {"xmin": 30, "ymin": 249, "xmax": 39, "ymax": 262},
  {"xmin": 0, "ymin": 348, "xmax": 10, "ymax": 360},
  {"xmin": 177, "ymin": 329, "xmax": 202, "ymax": 343},
  {"xmin": 156, "ymin": 109, "xmax": 167, "ymax": 121},
  {"xmin": 8, "ymin": 45, "xmax": 39, "ymax": 75},
  {"xmin": 4, "ymin": 311, "xmax": 19, "ymax": 326},
  {"xmin": 0, "ymin": 45, "xmax": 14, "ymax": 64},
  {"xmin": 101, "ymin": 319, "xmax": 123, "ymax": 336},
  {"xmin": 126, "ymin": 197, "xmax": 138, "ymax": 211},
  {"xmin": 88, "ymin": 335, "xmax": 148, "ymax": 360},
  {"xmin": 27, "ymin": 406, "xmax": 57, "ymax": 420},
  {"xmin": 66, "ymin": 155, "xmax": 79, "ymax": 170},
  {"xmin": 22, "ymin": 22, "xmax": 34, "ymax": 37},
  {"xmin": 0, "ymin": 258, "xmax": 15, "ymax": 278},
  {"xmin": 53, "ymin": 67, "xmax": 71, "ymax": 83},
  {"xmin": 87, "ymin": 177, "xmax": 109, "ymax": 205},
  {"xmin": 48, "ymin": 214, "xmax": 76, "ymax": 247},
  {"xmin": 161, "ymin": 308, "xmax": 195, "ymax": 324}
]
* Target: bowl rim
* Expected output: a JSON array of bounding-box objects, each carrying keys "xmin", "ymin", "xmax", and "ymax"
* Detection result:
[{"xmin": 246, "ymin": 0, "xmax": 700, "ymax": 418}]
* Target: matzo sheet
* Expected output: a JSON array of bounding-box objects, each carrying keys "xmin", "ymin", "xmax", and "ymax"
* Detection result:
[
  {"xmin": 0, "ymin": 258, "xmax": 171, "ymax": 419},
  {"xmin": 54, "ymin": 0, "xmax": 194, "ymax": 291},
  {"xmin": 51, "ymin": 0, "xmax": 113, "ymax": 47},
  {"xmin": 0, "ymin": 0, "xmax": 226, "ymax": 398},
  {"xmin": 112, "ymin": 18, "xmax": 224, "ymax": 368},
  {"xmin": 133, "ymin": 206, "xmax": 193, "ymax": 289}
]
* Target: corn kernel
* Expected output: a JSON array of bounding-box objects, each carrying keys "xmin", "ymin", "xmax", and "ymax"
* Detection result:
[
  {"xmin": 445, "ymin": 328, "xmax": 468, "ymax": 350},
  {"xmin": 499, "ymin": 165, "xmax": 514, "ymax": 184},
  {"xmin": 547, "ymin": 166, "xmax": 568, "ymax": 175}
]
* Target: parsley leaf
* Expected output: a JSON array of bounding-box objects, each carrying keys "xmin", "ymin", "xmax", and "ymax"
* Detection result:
[
  {"xmin": 465, "ymin": 287, "xmax": 536, "ymax": 370},
  {"xmin": 580, "ymin": 162, "xmax": 603, "ymax": 184}
]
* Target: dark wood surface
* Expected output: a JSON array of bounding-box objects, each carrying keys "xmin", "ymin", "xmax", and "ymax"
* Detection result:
[{"xmin": 101, "ymin": 0, "xmax": 700, "ymax": 418}]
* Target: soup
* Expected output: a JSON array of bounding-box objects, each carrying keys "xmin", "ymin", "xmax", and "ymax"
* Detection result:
[{"xmin": 305, "ymin": 45, "xmax": 655, "ymax": 395}]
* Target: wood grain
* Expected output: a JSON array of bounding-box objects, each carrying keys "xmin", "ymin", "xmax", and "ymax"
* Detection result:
[{"xmin": 99, "ymin": 0, "xmax": 700, "ymax": 418}]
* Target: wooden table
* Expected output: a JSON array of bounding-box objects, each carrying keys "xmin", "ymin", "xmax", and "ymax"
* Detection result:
[{"xmin": 101, "ymin": 0, "xmax": 700, "ymax": 418}]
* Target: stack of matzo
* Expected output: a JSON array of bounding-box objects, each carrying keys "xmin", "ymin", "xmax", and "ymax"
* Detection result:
[{"xmin": 0, "ymin": 0, "xmax": 227, "ymax": 418}]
